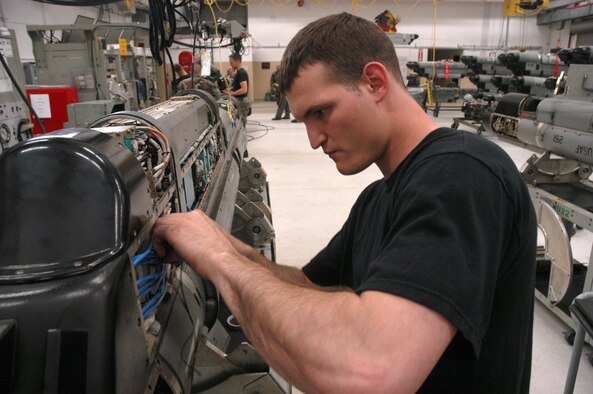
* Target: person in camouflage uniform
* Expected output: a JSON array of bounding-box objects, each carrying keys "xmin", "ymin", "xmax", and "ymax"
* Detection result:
[
  {"xmin": 178, "ymin": 62, "xmax": 222, "ymax": 99},
  {"xmin": 271, "ymin": 65, "xmax": 291, "ymax": 120}
]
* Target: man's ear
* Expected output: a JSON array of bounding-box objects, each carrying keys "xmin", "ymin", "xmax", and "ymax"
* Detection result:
[{"xmin": 361, "ymin": 62, "xmax": 390, "ymax": 101}]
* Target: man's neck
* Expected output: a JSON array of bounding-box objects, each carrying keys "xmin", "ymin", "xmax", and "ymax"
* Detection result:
[{"xmin": 379, "ymin": 90, "xmax": 439, "ymax": 177}]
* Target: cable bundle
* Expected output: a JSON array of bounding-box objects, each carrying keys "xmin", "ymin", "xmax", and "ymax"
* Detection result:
[
  {"xmin": 148, "ymin": 0, "xmax": 177, "ymax": 65},
  {"xmin": 133, "ymin": 244, "xmax": 169, "ymax": 320},
  {"xmin": 126, "ymin": 126, "xmax": 171, "ymax": 191}
]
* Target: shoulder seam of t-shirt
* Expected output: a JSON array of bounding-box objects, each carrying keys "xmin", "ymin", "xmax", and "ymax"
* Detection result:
[
  {"xmin": 405, "ymin": 150, "xmax": 523, "ymax": 254},
  {"xmin": 406, "ymin": 150, "xmax": 518, "ymax": 217}
]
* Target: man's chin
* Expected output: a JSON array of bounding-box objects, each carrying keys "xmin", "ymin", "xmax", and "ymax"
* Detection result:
[{"xmin": 335, "ymin": 163, "xmax": 368, "ymax": 176}]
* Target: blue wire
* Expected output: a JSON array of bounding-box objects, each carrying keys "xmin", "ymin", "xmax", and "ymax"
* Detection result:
[
  {"xmin": 138, "ymin": 275, "xmax": 163, "ymax": 298},
  {"xmin": 138, "ymin": 271, "xmax": 165, "ymax": 298},
  {"xmin": 137, "ymin": 272, "xmax": 161, "ymax": 286},
  {"xmin": 136, "ymin": 263, "xmax": 164, "ymax": 285},
  {"xmin": 133, "ymin": 244, "xmax": 154, "ymax": 266},
  {"xmin": 133, "ymin": 242, "xmax": 169, "ymax": 319}
]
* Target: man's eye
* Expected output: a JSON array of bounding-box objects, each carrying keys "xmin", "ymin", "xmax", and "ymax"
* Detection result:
[{"xmin": 314, "ymin": 108, "xmax": 327, "ymax": 118}]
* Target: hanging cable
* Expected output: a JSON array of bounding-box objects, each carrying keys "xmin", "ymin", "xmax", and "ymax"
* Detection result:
[
  {"xmin": 394, "ymin": 0, "xmax": 421, "ymax": 13},
  {"xmin": 0, "ymin": 52, "xmax": 46, "ymax": 135},
  {"xmin": 355, "ymin": 0, "xmax": 377, "ymax": 9},
  {"xmin": 352, "ymin": 0, "xmax": 359, "ymax": 14},
  {"xmin": 165, "ymin": 46, "xmax": 177, "ymax": 93},
  {"xmin": 516, "ymin": 0, "xmax": 547, "ymax": 16},
  {"xmin": 519, "ymin": 14, "xmax": 527, "ymax": 50},
  {"xmin": 205, "ymin": 0, "xmax": 234, "ymax": 119},
  {"xmin": 214, "ymin": 0, "xmax": 236, "ymax": 12},
  {"xmin": 174, "ymin": 8, "xmax": 193, "ymax": 32},
  {"xmin": 148, "ymin": 0, "xmax": 177, "ymax": 65},
  {"xmin": 269, "ymin": 0, "xmax": 292, "ymax": 8},
  {"xmin": 312, "ymin": 0, "xmax": 339, "ymax": 9}
]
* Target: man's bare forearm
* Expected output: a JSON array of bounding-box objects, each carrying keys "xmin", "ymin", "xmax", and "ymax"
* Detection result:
[
  {"xmin": 210, "ymin": 254, "xmax": 454, "ymax": 394},
  {"xmin": 225, "ymin": 233, "xmax": 313, "ymax": 286},
  {"xmin": 211, "ymin": 253, "xmax": 365, "ymax": 393}
]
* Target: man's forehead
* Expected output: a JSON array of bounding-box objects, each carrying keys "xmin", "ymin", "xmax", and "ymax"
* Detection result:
[
  {"xmin": 287, "ymin": 70, "xmax": 343, "ymax": 118},
  {"xmin": 288, "ymin": 63, "xmax": 330, "ymax": 91}
]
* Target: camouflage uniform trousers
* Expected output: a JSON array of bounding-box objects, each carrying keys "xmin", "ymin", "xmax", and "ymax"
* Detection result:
[{"xmin": 237, "ymin": 96, "xmax": 251, "ymax": 124}]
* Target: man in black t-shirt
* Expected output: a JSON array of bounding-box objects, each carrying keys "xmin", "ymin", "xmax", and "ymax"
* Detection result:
[
  {"xmin": 225, "ymin": 53, "xmax": 250, "ymax": 123},
  {"xmin": 153, "ymin": 13, "xmax": 537, "ymax": 393}
]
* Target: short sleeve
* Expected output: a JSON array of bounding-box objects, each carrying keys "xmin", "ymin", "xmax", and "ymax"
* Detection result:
[
  {"xmin": 302, "ymin": 224, "xmax": 349, "ymax": 286},
  {"xmin": 236, "ymin": 69, "xmax": 248, "ymax": 85},
  {"xmin": 303, "ymin": 182, "xmax": 379, "ymax": 287}
]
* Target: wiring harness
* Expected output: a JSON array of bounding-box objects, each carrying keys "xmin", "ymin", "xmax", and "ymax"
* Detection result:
[
  {"xmin": 148, "ymin": 0, "xmax": 177, "ymax": 65},
  {"xmin": 133, "ymin": 244, "xmax": 169, "ymax": 320}
]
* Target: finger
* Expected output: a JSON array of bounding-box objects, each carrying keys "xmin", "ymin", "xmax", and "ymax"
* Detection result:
[
  {"xmin": 152, "ymin": 216, "xmax": 177, "ymax": 257},
  {"xmin": 152, "ymin": 232, "xmax": 169, "ymax": 257},
  {"xmin": 151, "ymin": 221, "xmax": 184, "ymax": 264}
]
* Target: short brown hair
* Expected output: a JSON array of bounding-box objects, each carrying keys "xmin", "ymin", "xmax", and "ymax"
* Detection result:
[
  {"xmin": 229, "ymin": 53, "xmax": 242, "ymax": 62},
  {"xmin": 279, "ymin": 13, "xmax": 403, "ymax": 93}
]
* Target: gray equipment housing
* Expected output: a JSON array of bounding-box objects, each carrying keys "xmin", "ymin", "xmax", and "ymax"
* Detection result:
[
  {"xmin": 27, "ymin": 20, "xmax": 158, "ymax": 111},
  {"xmin": 0, "ymin": 91, "xmax": 283, "ymax": 393},
  {"xmin": 0, "ymin": 28, "xmax": 32, "ymax": 154},
  {"xmin": 485, "ymin": 65, "xmax": 593, "ymax": 329}
]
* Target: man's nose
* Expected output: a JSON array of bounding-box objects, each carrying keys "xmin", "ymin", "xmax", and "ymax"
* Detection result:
[{"xmin": 306, "ymin": 124, "xmax": 326, "ymax": 150}]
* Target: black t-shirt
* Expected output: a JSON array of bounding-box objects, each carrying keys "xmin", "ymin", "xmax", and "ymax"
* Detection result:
[
  {"xmin": 232, "ymin": 67, "xmax": 249, "ymax": 98},
  {"xmin": 303, "ymin": 128, "xmax": 537, "ymax": 393}
]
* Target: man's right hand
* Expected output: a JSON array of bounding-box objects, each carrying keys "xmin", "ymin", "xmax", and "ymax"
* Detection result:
[{"xmin": 152, "ymin": 210, "xmax": 239, "ymax": 281}]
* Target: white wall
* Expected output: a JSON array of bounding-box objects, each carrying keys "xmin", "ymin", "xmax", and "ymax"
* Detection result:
[
  {"xmin": 248, "ymin": 0, "xmax": 563, "ymax": 62},
  {"xmin": 3, "ymin": 0, "xmax": 574, "ymax": 65}
]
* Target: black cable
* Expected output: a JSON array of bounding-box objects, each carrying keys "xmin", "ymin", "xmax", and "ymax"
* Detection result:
[
  {"xmin": 189, "ymin": 40, "xmax": 198, "ymax": 89},
  {"xmin": 245, "ymin": 121, "xmax": 274, "ymax": 141},
  {"xmin": 172, "ymin": 0, "xmax": 192, "ymax": 7},
  {"xmin": 17, "ymin": 119, "xmax": 33, "ymax": 142},
  {"xmin": 174, "ymin": 8, "xmax": 193, "ymax": 33},
  {"xmin": 173, "ymin": 39, "xmax": 235, "ymax": 49},
  {"xmin": 166, "ymin": 0, "xmax": 176, "ymax": 45},
  {"xmin": 98, "ymin": 5, "xmax": 105, "ymax": 22},
  {"xmin": 162, "ymin": 48, "xmax": 168, "ymax": 98},
  {"xmin": 0, "ymin": 52, "xmax": 46, "ymax": 135},
  {"xmin": 148, "ymin": 14, "xmax": 159, "ymax": 64},
  {"xmin": 149, "ymin": 0, "xmax": 164, "ymax": 64},
  {"xmin": 189, "ymin": 5, "xmax": 205, "ymax": 90},
  {"xmin": 165, "ymin": 46, "xmax": 176, "ymax": 94},
  {"xmin": 148, "ymin": 0, "xmax": 177, "ymax": 66}
]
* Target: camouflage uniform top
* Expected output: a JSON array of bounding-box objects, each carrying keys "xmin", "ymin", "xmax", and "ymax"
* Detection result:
[
  {"xmin": 180, "ymin": 77, "xmax": 222, "ymax": 99},
  {"xmin": 270, "ymin": 70, "xmax": 280, "ymax": 99}
]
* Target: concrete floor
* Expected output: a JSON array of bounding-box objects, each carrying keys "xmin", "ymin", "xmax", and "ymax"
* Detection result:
[{"xmin": 244, "ymin": 101, "xmax": 593, "ymax": 393}]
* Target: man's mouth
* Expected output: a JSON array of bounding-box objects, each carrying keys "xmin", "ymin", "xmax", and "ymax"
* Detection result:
[{"xmin": 326, "ymin": 150, "xmax": 338, "ymax": 160}]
